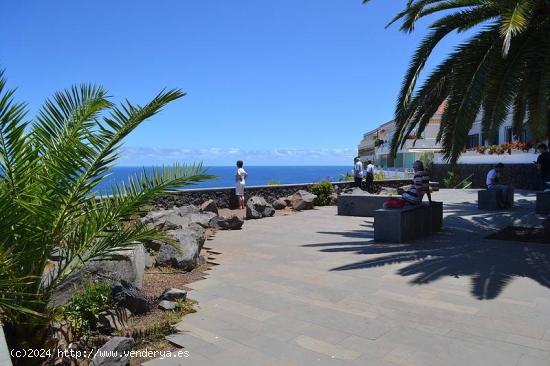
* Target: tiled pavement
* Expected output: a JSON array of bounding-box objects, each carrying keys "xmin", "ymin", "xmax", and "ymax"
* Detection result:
[{"xmin": 145, "ymin": 189, "xmax": 550, "ymax": 366}]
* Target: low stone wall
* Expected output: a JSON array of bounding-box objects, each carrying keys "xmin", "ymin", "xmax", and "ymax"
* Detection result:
[
  {"xmin": 431, "ymin": 163, "xmax": 539, "ymax": 190},
  {"xmin": 154, "ymin": 179, "xmax": 411, "ymax": 209}
]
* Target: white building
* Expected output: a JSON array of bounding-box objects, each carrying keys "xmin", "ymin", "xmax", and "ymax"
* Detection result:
[{"xmin": 359, "ymin": 103, "xmax": 534, "ymax": 169}]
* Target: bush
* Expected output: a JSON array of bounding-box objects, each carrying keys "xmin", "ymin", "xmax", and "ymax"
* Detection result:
[
  {"xmin": 339, "ymin": 173, "xmax": 354, "ymax": 182},
  {"xmin": 311, "ymin": 181, "xmax": 334, "ymax": 206},
  {"xmin": 61, "ymin": 282, "xmax": 112, "ymax": 337},
  {"xmin": 373, "ymin": 171, "xmax": 386, "ymax": 181},
  {"xmin": 266, "ymin": 180, "xmax": 282, "ymax": 186},
  {"xmin": 442, "ymin": 171, "xmax": 471, "ymax": 188},
  {"xmin": 419, "ymin": 151, "xmax": 434, "ymax": 171}
]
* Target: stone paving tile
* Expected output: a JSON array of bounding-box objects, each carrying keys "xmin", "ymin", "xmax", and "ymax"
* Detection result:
[{"xmin": 147, "ymin": 190, "xmax": 550, "ymax": 366}]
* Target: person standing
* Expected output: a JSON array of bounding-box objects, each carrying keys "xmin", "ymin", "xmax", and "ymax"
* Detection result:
[
  {"xmin": 536, "ymin": 144, "xmax": 550, "ymax": 190},
  {"xmin": 486, "ymin": 163, "xmax": 513, "ymax": 208},
  {"xmin": 365, "ymin": 160, "xmax": 375, "ymax": 193},
  {"xmin": 235, "ymin": 160, "xmax": 248, "ymax": 209},
  {"xmin": 353, "ymin": 157, "xmax": 363, "ymax": 189}
]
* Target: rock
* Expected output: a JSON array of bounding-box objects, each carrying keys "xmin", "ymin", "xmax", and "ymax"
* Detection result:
[
  {"xmin": 50, "ymin": 244, "xmax": 147, "ymax": 306},
  {"xmin": 145, "ymin": 253, "xmax": 155, "ymax": 268},
  {"xmin": 96, "ymin": 308, "xmax": 132, "ymax": 334},
  {"xmin": 158, "ymin": 300, "xmax": 177, "ymax": 311},
  {"xmin": 111, "ymin": 280, "xmax": 150, "ymax": 315},
  {"xmin": 175, "ymin": 205, "xmax": 200, "ymax": 216},
  {"xmin": 156, "ymin": 224, "xmax": 206, "ymax": 271},
  {"xmin": 189, "ymin": 212, "xmax": 217, "ymax": 228},
  {"xmin": 159, "ymin": 288, "xmax": 187, "ymax": 302},
  {"xmin": 200, "ymin": 199, "xmax": 218, "ymax": 215},
  {"xmin": 90, "ymin": 337, "xmax": 134, "ymax": 366},
  {"xmin": 208, "ymin": 215, "xmax": 244, "ymax": 230},
  {"xmin": 144, "ymin": 239, "xmax": 163, "ymax": 251},
  {"xmin": 343, "ymin": 187, "xmax": 365, "ymax": 195},
  {"xmin": 329, "ymin": 192, "xmax": 338, "ymax": 205},
  {"xmin": 246, "ymin": 196, "xmax": 275, "ymax": 219},
  {"xmin": 284, "ymin": 197, "xmax": 292, "ymax": 206},
  {"xmin": 291, "ymin": 190, "xmax": 317, "ymax": 211},
  {"xmin": 272, "ymin": 198, "xmax": 288, "ymax": 210}
]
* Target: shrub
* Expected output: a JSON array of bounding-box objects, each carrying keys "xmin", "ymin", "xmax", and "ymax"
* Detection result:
[
  {"xmin": 442, "ymin": 171, "xmax": 471, "ymax": 188},
  {"xmin": 419, "ymin": 151, "xmax": 434, "ymax": 171},
  {"xmin": 373, "ymin": 171, "xmax": 386, "ymax": 181},
  {"xmin": 339, "ymin": 173, "xmax": 354, "ymax": 182},
  {"xmin": 61, "ymin": 282, "xmax": 112, "ymax": 337},
  {"xmin": 311, "ymin": 181, "xmax": 334, "ymax": 206},
  {"xmin": 266, "ymin": 180, "xmax": 282, "ymax": 186}
]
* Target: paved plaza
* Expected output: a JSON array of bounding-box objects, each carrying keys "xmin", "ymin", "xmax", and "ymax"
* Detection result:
[{"xmin": 146, "ymin": 189, "xmax": 550, "ymax": 366}]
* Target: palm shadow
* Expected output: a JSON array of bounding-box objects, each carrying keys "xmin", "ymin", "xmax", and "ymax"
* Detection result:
[{"xmin": 304, "ymin": 200, "xmax": 550, "ymax": 300}]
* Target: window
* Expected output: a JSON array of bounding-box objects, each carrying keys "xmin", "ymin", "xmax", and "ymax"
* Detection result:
[
  {"xmin": 505, "ymin": 127, "xmax": 513, "ymax": 143},
  {"xmin": 466, "ymin": 134, "xmax": 480, "ymax": 148}
]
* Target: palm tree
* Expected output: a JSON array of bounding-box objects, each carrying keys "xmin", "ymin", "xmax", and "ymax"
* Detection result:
[
  {"xmin": 365, "ymin": 0, "xmax": 550, "ymax": 163},
  {"xmin": 0, "ymin": 69, "xmax": 214, "ymax": 352}
]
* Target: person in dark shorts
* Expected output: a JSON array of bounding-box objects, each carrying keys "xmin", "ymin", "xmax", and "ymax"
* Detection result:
[
  {"xmin": 353, "ymin": 157, "xmax": 363, "ymax": 189},
  {"xmin": 536, "ymin": 144, "xmax": 550, "ymax": 190}
]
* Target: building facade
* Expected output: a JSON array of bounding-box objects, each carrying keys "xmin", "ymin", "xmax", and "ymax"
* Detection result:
[{"xmin": 358, "ymin": 104, "xmax": 531, "ymax": 169}]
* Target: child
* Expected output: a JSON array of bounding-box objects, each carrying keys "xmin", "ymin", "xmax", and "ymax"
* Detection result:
[{"xmin": 235, "ymin": 160, "xmax": 248, "ymax": 209}]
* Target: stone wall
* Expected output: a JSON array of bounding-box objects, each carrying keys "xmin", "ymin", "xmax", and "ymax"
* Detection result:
[
  {"xmin": 154, "ymin": 179, "xmax": 411, "ymax": 209},
  {"xmin": 431, "ymin": 163, "xmax": 539, "ymax": 190}
]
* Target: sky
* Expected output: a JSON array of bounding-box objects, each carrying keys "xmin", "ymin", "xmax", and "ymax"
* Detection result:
[{"xmin": 0, "ymin": 0, "xmax": 463, "ymax": 166}]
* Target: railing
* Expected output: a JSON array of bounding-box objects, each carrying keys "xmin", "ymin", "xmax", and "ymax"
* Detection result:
[{"xmin": 454, "ymin": 173, "xmax": 474, "ymax": 189}]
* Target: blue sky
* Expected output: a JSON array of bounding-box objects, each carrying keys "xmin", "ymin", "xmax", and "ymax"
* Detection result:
[{"xmin": 0, "ymin": 0, "xmax": 462, "ymax": 166}]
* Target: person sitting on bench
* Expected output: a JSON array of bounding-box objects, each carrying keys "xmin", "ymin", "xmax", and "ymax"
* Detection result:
[
  {"xmin": 486, "ymin": 163, "xmax": 512, "ymax": 208},
  {"xmin": 402, "ymin": 160, "xmax": 432, "ymax": 205}
]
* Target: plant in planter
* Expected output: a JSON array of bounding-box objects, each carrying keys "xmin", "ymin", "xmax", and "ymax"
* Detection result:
[
  {"xmin": 0, "ymin": 70, "xmax": 214, "ymax": 359},
  {"xmin": 374, "ymin": 138, "xmax": 385, "ymax": 148}
]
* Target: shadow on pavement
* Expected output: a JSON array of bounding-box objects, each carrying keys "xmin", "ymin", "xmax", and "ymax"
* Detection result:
[{"xmin": 303, "ymin": 200, "xmax": 550, "ymax": 300}]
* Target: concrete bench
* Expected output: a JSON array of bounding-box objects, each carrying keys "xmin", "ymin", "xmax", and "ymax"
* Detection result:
[
  {"xmin": 337, "ymin": 194, "xmax": 390, "ymax": 217},
  {"xmin": 478, "ymin": 188, "xmax": 514, "ymax": 210},
  {"xmin": 536, "ymin": 191, "xmax": 550, "ymax": 214},
  {"xmin": 374, "ymin": 201, "xmax": 443, "ymax": 243}
]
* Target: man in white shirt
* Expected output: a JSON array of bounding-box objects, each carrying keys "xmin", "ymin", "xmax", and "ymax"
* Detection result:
[
  {"xmin": 353, "ymin": 157, "xmax": 364, "ymax": 189},
  {"xmin": 486, "ymin": 163, "xmax": 512, "ymax": 208},
  {"xmin": 235, "ymin": 160, "xmax": 248, "ymax": 209},
  {"xmin": 365, "ymin": 160, "xmax": 375, "ymax": 193}
]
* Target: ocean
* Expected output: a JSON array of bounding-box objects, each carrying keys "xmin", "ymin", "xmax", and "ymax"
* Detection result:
[{"xmin": 96, "ymin": 166, "xmax": 351, "ymax": 194}]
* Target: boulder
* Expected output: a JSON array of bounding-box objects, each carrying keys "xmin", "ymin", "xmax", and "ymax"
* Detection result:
[
  {"xmin": 158, "ymin": 300, "xmax": 177, "ymax": 311},
  {"xmin": 284, "ymin": 196, "xmax": 292, "ymax": 207},
  {"xmin": 200, "ymin": 199, "xmax": 218, "ymax": 215},
  {"xmin": 96, "ymin": 308, "xmax": 132, "ymax": 334},
  {"xmin": 144, "ymin": 239, "xmax": 163, "ymax": 251},
  {"xmin": 50, "ymin": 244, "xmax": 147, "ymax": 306},
  {"xmin": 189, "ymin": 212, "xmax": 217, "ymax": 228},
  {"xmin": 208, "ymin": 215, "xmax": 244, "ymax": 230},
  {"xmin": 329, "ymin": 193, "xmax": 338, "ymax": 205},
  {"xmin": 90, "ymin": 337, "xmax": 134, "ymax": 366},
  {"xmin": 156, "ymin": 224, "xmax": 206, "ymax": 271},
  {"xmin": 291, "ymin": 190, "xmax": 317, "ymax": 211},
  {"xmin": 272, "ymin": 198, "xmax": 288, "ymax": 210},
  {"xmin": 111, "ymin": 280, "xmax": 150, "ymax": 315},
  {"xmin": 175, "ymin": 205, "xmax": 200, "ymax": 216},
  {"xmin": 159, "ymin": 288, "xmax": 187, "ymax": 302},
  {"xmin": 246, "ymin": 196, "xmax": 275, "ymax": 219}
]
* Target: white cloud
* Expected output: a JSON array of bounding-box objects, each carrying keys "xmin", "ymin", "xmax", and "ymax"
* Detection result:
[{"xmin": 119, "ymin": 146, "xmax": 356, "ymax": 166}]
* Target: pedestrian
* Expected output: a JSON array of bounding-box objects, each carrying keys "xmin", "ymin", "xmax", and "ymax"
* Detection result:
[
  {"xmin": 486, "ymin": 163, "xmax": 513, "ymax": 208},
  {"xmin": 401, "ymin": 160, "xmax": 432, "ymax": 205},
  {"xmin": 235, "ymin": 160, "xmax": 248, "ymax": 209},
  {"xmin": 365, "ymin": 160, "xmax": 375, "ymax": 193},
  {"xmin": 353, "ymin": 157, "xmax": 363, "ymax": 189},
  {"xmin": 536, "ymin": 143, "xmax": 550, "ymax": 190}
]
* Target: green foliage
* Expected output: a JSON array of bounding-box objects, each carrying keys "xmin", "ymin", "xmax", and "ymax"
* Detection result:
[
  {"xmin": 368, "ymin": 0, "xmax": 550, "ymax": 163},
  {"xmin": 311, "ymin": 181, "xmax": 334, "ymax": 206},
  {"xmin": 373, "ymin": 171, "xmax": 386, "ymax": 181},
  {"xmin": 442, "ymin": 171, "xmax": 471, "ymax": 189},
  {"xmin": 374, "ymin": 138, "xmax": 385, "ymax": 147},
  {"xmin": 266, "ymin": 180, "xmax": 282, "ymax": 186},
  {"xmin": 419, "ymin": 152, "xmax": 434, "ymax": 171},
  {"xmin": 0, "ymin": 69, "xmax": 214, "ymax": 349},
  {"xmin": 61, "ymin": 282, "xmax": 112, "ymax": 337},
  {"xmin": 339, "ymin": 172, "xmax": 354, "ymax": 182}
]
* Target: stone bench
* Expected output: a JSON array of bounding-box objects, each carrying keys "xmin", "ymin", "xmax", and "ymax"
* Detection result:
[
  {"xmin": 337, "ymin": 194, "xmax": 391, "ymax": 217},
  {"xmin": 478, "ymin": 188, "xmax": 514, "ymax": 210},
  {"xmin": 536, "ymin": 191, "xmax": 550, "ymax": 214},
  {"xmin": 374, "ymin": 201, "xmax": 443, "ymax": 243}
]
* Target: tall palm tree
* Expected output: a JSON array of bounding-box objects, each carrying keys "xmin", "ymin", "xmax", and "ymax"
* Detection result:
[
  {"xmin": 0, "ymin": 69, "xmax": 213, "ymax": 351},
  {"xmin": 365, "ymin": 0, "xmax": 550, "ymax": 163}
]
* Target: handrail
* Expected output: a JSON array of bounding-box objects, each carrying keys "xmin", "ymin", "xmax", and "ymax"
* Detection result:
[{"xmin": 454, "ymin": 173, "xmax": 474, "ymax": 189}]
